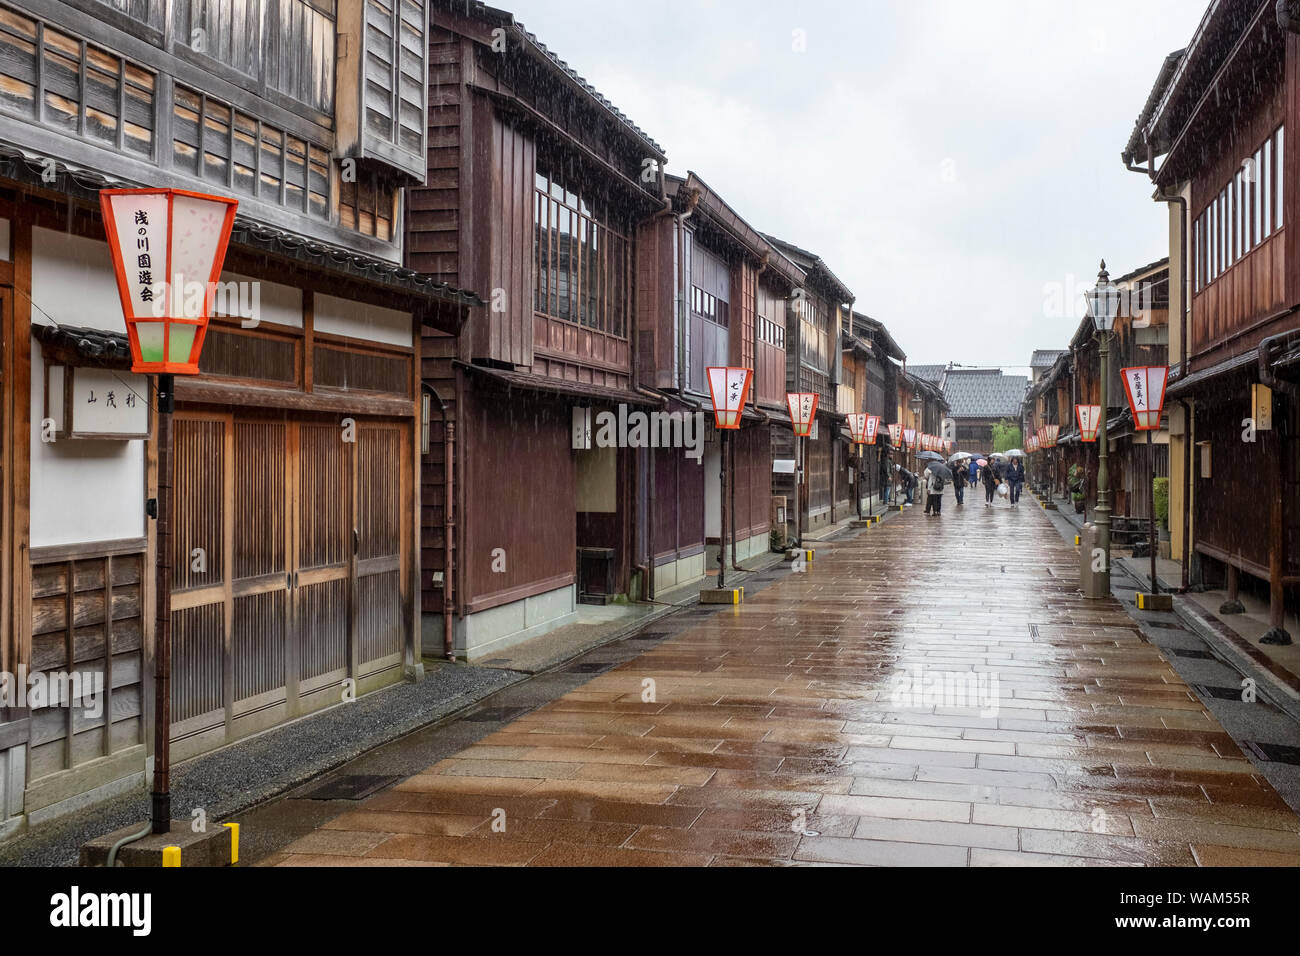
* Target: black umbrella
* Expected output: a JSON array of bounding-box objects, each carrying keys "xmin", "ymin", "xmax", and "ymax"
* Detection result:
[
  {"xmin": 924, "ymin": 462, "xmax": 953, "ymax": 481},
  {"xmin": 917, "ymin": 450, "xmax": 945, "ymax": 462}
]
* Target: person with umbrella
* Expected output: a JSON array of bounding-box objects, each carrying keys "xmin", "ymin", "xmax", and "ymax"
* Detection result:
[
  {"xmin": 1005, "ymin": 453, "xmax": 1026, "ymax": 506},
  {"xmin": 918, "ymin": 453, "xmax": 949, "ymax": 516},
  {"xmin": 980, "ymin": 457, "xmax": 998, "ymax": 506},
  {"xmin": 947, "ymin": 451, "xmax": 970, "ymax": 506}
]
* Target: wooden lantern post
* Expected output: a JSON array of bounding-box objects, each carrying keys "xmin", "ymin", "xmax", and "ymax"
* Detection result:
[
  {"xmin": 708, "ymin": 367, "xmax": 752, "ymax": 589},
  {"xmin": 1122, "ymin": 366, "xmax": 1170, "ymax": 594},
  {"xmin": 101, "ymin": 188, "xmax": 238, "ymax": 833}
]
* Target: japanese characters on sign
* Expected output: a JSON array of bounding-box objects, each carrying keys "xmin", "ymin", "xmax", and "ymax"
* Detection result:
[
  {"xmin": 903, "ymin": 427, "xmax": 916, "ymax": 448},
  {"xmin": 886, "ymin": 422, "xmax": 902, "ymax": 446},
  {"xmin": 1121, "ymin": 366, "xmax": 1169, "ymax": 430},
  {"xmin": 1076, "ymin": 404, "xmax": 1102, "ymax": 442},
  {"xmin": 786, "ymin": 392, "xmax": 818, "ymax": 437},
  {"xmin": 865, "ymin": 415, "xmax": 880, "ymax": 446},
  {"xmin": 707, "ymin": 367, "xmax": 753, "ymax": 430},
  {"xmin": 846, "ymin": 413, "xmax": 868, "ymax": 445},
  {"xmin": 47, "ymin": 366, "xmax": 150, "ymax": 439}
]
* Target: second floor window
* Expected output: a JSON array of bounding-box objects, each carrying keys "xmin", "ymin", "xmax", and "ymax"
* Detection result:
[
  {"xmin": 534, "ymin": 169, "xmax": 629, "ymax": 338},
  {"xmin": 691, "ymin": 286, "xmax": 728, "ymax": 327},
  {"xmin": 1193, "ymin": 124, "xmax": 1284, "ymax": 292}
]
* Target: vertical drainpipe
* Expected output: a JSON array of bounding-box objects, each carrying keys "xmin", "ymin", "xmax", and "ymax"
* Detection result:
[{"xmin": 422, "ymin": 383, "xmax": 456, "ymax": 660}]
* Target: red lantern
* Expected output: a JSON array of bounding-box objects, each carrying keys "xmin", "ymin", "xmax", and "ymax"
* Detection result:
[
  {"xmin": 846, "ymin": 413, "xmax": 867, "ymax": 445},
  {"xmin": 1121, "ymin": 366, "xmax": 1169, "ymax": 430},
  {"xmin": 1041, "ymin": 424, "xmax": 1059, "ymax": 448},
  {"xmin": 100, "ymin": 188, "xmax": 239, "ymax": 375},
  {"xmin": 903, "ymin": 427, "xmax": 916, "ymax": 448},
  {"xmin": 1076, "ymin": 404, "xmax": 1102, "ymax": 442},
  {"xmin": 787, "ymin": 392, "xmax": 818, "ymax": 437},
  {"xmin": 865, "ymin": 415, "xmax": 880, "ymax": 445},
  {"xmin": 707, "ymin": 366, "xmax": 753, "ymax": 429},
  {"xmin": 886, "ymin": 422, "xmax": 902, "ymax": 446}
]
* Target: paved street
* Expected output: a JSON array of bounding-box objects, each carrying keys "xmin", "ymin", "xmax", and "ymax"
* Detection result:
[{"xmin": 255, "ymin": 498, "xmax": 1300, "ymax": 867}]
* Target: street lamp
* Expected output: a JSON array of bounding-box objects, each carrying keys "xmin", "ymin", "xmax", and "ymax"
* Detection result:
[
  {"xmin": 707, "ymin": 366, "xmax": 753, "ymax": 589},
  {"xmin": 1083, "ymin": 260, "xmax": 1122, "ymax": 590},
  {"xmin": 787, "ymin": 392, "xmax": 818, "ymax": 547},
  {"xmin": 101, "ymin": 187, "xmax": 238, "ymax": 834}
]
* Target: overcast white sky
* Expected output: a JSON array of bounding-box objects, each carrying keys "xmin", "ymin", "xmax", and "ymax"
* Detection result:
[{"xmin": 502, "ymin": 0, "xmax": 1208, "ymax": 370}]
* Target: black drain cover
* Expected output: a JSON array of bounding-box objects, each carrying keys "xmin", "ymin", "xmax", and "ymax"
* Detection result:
[
  {"xmin": 1169, "ymin": 647, "xmax": 1216, "ymax": 660},
  {"xmin": 296, "ymin": 774, "xmax": 401, "ymax": 801},
  {"xmin": 1191, "ymin": 683, "xmax": 1252, "ymax": 702},
  {"xmin": 563, "ymin": 661, "xmax": 614, "ymax": 674},
  {"xmin": 462, "ymin": 705, "xmax": 531, "ymax": 723},
  {"xmin": 1242, "ymin": 741, "xmax": 1300, "ymax": 765}
]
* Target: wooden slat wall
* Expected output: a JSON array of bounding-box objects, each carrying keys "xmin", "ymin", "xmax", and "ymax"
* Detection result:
[
  {"xmin": 475, "ymin": 109, "xmax": 534, "ymax": 367},
  {"xmin": 755, "ymin": 279, "xmax": 785, "ymax": 409},
  {"xmin": 732, "ymin": 425, "xmax": 771, "ymax": 542},
  {"xmin": 1193, "ymin": 389, "xmax": 1274, "ymax": 573},
  {"xmin": 461, "ymin": 389, "xmax": 575, "ymax": 613},
  {"xmin": 27, "ymin": 551, "xmax": 144, "ymax": 780},
  {"xmin": 406, "ymin": 26, "xmax": 463, "ymax": 280},
  {"xmin": 635, "ymin": 215, "xmax": 674, "ymax": 390}
]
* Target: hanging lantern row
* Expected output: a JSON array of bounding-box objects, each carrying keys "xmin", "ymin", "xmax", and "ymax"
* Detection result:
[
  {"xmin": 847, "ymin": 413, "xmax": 881, "ymax": 446},
  {"xmin": 707, "ymin": 366, "xmax": 753, "ymax": 429},
  {"xmin": 1076, "ymin": 404, "xmax": 1102, "ymax": 443},
  {"xmin": 1121, "ymin": 366, "xmax": 1169, "ymax": 430}
]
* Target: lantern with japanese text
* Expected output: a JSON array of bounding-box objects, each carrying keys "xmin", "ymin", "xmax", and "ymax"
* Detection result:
[
  {"xmin": 846, "ymin": 413, "xmax": 868, "ymax": 445},
  {"xmin": 1076, "ymin": 404, "xmax": 1102, "ymax": 442},
  {"xmin": 707, "ymin": 366, "xmax": 753, "ymax": 429},
  {"xmin": 1041, "ymin": 424, "xmax": 1059, "ymax": 448},
  {"xmin": 100, "ymin": 188, "xmax": 239, "ymax": 375},
  {"xmin": 787, "ymin": 392, "xmax": 818, "ymax": 437},
  {"xmin": 886, "ymin": 422, "xmax": 902, "ymax": 446},
  {"xmin": 1121, "ymin": 366, "xmax": 1169, "ymax": 430},
  {"xmin": 903, "ymin": 427, "xmax": 916, "ymax": 448},
  {"xmin": 864, "ymin": 415, "xmax": 880, "ymax": 445}
]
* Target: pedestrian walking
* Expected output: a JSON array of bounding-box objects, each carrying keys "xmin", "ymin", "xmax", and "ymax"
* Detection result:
[
  {"xmin": 1007, "ymin": 455, "xmax": 1025, "ymax": 505},
  {"xmin": 982, "ymin": 461, "xmax": 997, "ymax": 505},
  {"xmin": 968, "ymin": 457, "xmax": 979, "ymax": 487},
  {"xmin": 952, "ymin": 461, "xmax": 966, "ymax": 505},
  {"xmin": 924, "ymin": 466, "xmax": 945, "ymax": 516},
  {"xmin": 880, "ymin": 455, "xmax": 893, "ymax": 506}
]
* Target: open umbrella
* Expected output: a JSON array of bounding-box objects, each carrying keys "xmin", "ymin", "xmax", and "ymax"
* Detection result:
[
  {"xmin": 948, "ymin": 451, "xmax": 972, "ymax": 463},
  {"xmin": 1002, "ymin": 448, "xmax": 1025, "ymax": 458},
  {"xmin": 924, "ymin": 461, "xmax": 953, "ymax": 481},
  {"xmin": 976, "ymin": 458, "xmax": 988, "ymax": 467},
  {"xmin": 917, "ymin": 450, "xmax": 945, "ymax": 462}
]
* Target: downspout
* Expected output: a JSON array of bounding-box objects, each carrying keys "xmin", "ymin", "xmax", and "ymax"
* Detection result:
[
  {"xmin": 640, "ymin": 196, "xmax": 676, "ymax": 603},
  {"xmin": 421, "ymin": 383, "xmax": 455, "ymax": 661},
  {"xmin": 1257, "ymin": 329, "xmax": 1300, "ymax": 644}
]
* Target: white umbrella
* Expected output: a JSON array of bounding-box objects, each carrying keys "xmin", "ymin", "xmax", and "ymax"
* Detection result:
[
  {"xmin": 1002, "ymin": 449, "xmax": 1025, "ymax": 458},
  {"xmin": 947, "ymin": 451, "xmax": 973, "ymax": 462}
]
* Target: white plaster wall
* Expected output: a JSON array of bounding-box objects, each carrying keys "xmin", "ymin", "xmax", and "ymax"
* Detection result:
[
  {"xmin": 314, "ymin": 293, "xmax": 411, "ymax": 347},
  {"xmin": 30, "ymin": 228, "xmax": 145, "ymax": 549}
]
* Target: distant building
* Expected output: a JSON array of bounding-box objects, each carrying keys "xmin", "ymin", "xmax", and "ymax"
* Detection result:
[{"xmin": 928, "ymin": 367, "xmax": 1030, "ymax": 452}]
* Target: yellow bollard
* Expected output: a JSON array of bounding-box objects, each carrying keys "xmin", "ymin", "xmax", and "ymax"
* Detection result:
[
  {"xmin": 224, "ymin": 822, "xmax": 240, "ymax": 865},
  {"xmin": 161, "ymin": 846, "xmax": 181, "ymax": 868}
]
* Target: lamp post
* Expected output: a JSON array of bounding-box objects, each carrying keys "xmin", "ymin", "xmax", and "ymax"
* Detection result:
[
  {"xmin": 1083, "ymin": 261, "xmax": 1122, "ymax": 591},
  {"xmin": 707, "ymin": 367, "xmax": 752, "ymax": 590},
  {"xmin": 787, "ymin": 392, "xmax": 818, "ymax": 547},
  {"xmin": 1121, "ymin": 366, "xmax": 1170, "ymax": 594},
  {"xmin": 101, "ymin": 188, "xmax": 238, "ymax": 833}
]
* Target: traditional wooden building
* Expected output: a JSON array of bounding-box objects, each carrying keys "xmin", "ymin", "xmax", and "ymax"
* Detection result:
[
  {"xmin": 408, "ymin": 1, "xmax": 667, "ymax": 659},
  {"xmin": 762, "ymin": 235, "xmax": 853, "ymax": 536},
  {"xmin": 0, "ymin": 0, "xmax": 473, "ymax": 838},
  {"xmin": 1026, "ymin": 260, "xmax": 1169, "ymax": 515},
  {"xmin": 1125, "ymin": 0, "xmax": 1295, "ymax": 642},
  {"xmin": 841, "ymin": 311, "xmax": 905, "ymax": 511},
  {"xmin": 636, "ymin": 172, "xmax": 803, "ymax": 591}
]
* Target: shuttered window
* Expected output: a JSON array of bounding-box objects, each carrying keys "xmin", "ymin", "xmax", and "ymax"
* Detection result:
[{"xmin": 0, "ymin": 5, "xmax": 155, "ymax": 156}]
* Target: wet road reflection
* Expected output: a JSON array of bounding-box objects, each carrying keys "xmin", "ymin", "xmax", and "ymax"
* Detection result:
[{"xmin": 263, "ymin": 500, "xmax": 1300, "ymax": 866}]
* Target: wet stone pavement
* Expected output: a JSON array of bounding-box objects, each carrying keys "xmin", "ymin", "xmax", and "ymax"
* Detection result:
[{"xmin": 254, "ymin": 498, "xmax": 1300, "ymax": 867}]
